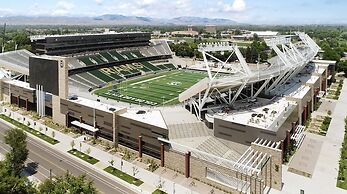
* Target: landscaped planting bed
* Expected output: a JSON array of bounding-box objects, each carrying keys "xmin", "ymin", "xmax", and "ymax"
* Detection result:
[
  {"xmin": 68, "ymin": 149, "xmax": 99, "ymax": 165},
  {"xmin": 104, "ymin": 166, "xmax": 143, "ymax": 186},
  {"xmin": 337, "ymin": 117, "xmax": 347, "ymax": 189},
  {"xmin": 0, "ymin": 114, "xmax": 59, "ymax": 145}
]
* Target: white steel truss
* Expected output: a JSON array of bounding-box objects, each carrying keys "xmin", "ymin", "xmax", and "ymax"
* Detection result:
[{"xmin": 179, "ymin": 33, "xmax": 320, "ymax": 120}]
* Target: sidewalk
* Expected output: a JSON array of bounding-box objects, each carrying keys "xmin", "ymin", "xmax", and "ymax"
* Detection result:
[
  {"xmin": 270, "ymin": 79, "xmax": 347, "ymax": 194},
  {"xmin": 1, "ymin": 107, "xmax": 222, "ymax": 194}
]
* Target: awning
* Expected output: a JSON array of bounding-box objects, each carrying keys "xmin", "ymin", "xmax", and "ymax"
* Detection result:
[{"xmin": 71, "ymin": 120, "xmax": 99, "ymax": 133}]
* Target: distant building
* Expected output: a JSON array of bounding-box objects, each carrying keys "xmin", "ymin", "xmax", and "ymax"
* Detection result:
[
  {"xmin": 171, "ymin": 25, "xmax": 199, "ymax": 37},
  {"xmin": 231, "ymin": 30, "xmax": 279, "ymax": 40},
  {"xmin": 187, "ymin": 25, "xmax": 193, "ymax": 32},
  {"xmin": 250, "ymin": 31, "xmax": 279, "ymax": 38},
  {"xmin": 205, "ymin": 25, "xmax": 217, "ymax": 34}
]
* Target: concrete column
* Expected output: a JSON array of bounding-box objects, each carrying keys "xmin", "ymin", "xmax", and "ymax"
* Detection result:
[
  {"xmin": 79, "ymin": 116, "xmax": 83, "ymax": 133},
  {"xmin": 306, "ymin": 104, "xmax": 309, "ymax": 119},
  {"xmin": 185, "ymin": 151, "xmax": 191, "ymax": 178},
  {"xmin": 292, "ymin": 122, "xmax": 296, "ymax": 133},
  {"xmin": 280, "ymin": 140, "xmax": 284, "ymax": 162},
  {"xmin": 94, "ymin": 122, "xmax": 98, "ymax": 138},
  {"xmin": 138, "ymin": 136, "xmax": 143, "ymax": 158},
  {"xmin": 25, "ymin": 99, "xmax": 29, "ymax": 111},
  {"xmin": 303, "ymin": 106, "xmax": 307, "ymax": 124},
  {"xmin": 160, "ymin": 143, "xmax": 165, "ymax": 167},
  {"xmin": 17, "ymin": 95, "xmax": 20, "ymax": 107},
  {"xmin": 286, "ymin": 130, "xmax": 290, "ymax": 147},
  {"xmin": 65, "ymin": 112, "xmax": 69, "ymax": 127}
]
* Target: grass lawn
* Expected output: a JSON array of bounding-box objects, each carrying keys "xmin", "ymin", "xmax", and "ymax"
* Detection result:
[
  {"xmin": 0, "ymin": 114, "xmax": 59, "ymax": 145},
  {"xmin": 104, "ymin": 166, "xmax": 143, "ymax": 186},
  {"xmin": 95, "ymin": 70, "xmax": 208, "ymax": 106},
  {"xmin": 152, "ymin": 189, "xmax": 168, "ymax": 194},
  {"xmin": 68, "ymin": 149, "xmax": 99, "ymax": 165}
]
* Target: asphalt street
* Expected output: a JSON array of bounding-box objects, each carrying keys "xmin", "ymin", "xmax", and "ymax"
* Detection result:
[{"xmin": 0, "ymin": 121, "xmax": 136, "ymax": 194}]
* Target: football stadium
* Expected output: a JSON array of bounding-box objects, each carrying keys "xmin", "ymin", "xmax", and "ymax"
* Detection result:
[{"xmin": 0, "ymin": 30, "xmax": 337, "ymax": 194}]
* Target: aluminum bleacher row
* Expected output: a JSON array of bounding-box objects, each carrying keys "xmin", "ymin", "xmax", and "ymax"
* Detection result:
[{"xmin": 69, "ymin": 49, "xmax": 176, "ymax": 89}]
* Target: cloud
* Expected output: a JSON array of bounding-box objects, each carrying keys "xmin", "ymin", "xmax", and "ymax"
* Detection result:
[
  {"xmin": 175, "ymin": 0, "xmax": 192, "ymax": 11},
  {"xmin": 95, "ymin": 0, "xmax": 103, "ymax": 5},
  {"xmin": 0, "ymin": 8, "xmax": 14, "ymax": 17},
  {"xmin": 52, "ymin": 1, "xmax": 75, "ymax": 16},
  {"xmin": 223, "ymin": 0, "xmax": 246, "ymax": 12}
]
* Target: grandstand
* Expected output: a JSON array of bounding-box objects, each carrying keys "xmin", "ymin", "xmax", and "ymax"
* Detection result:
[
  {"xmin": 0, "ymin": 49, "xmax": 34, "ymax": 75},
  {"xmin": 68, "ymin": 47, "xmax": 175, "ymax": 89}
]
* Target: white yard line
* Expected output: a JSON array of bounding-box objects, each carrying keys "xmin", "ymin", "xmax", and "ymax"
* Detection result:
[
  {"xmin": 130, "ymin": 74, "xmax": 167, "ymax": 86},
  {"xmin": 163, "ymin": 97, "xmax": 178, "ymax": 105}
]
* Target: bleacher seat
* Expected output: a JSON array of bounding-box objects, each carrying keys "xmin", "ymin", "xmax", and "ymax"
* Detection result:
[
  {"xmin": 157, "ymin": 64, "xmax": 168, "ymax": 70},
  {"xmin": 140, "ymin": 61, "xmax": 161, "ymax": 71}
]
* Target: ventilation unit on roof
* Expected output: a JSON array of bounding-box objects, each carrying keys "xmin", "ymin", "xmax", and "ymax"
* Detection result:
[
  {"xmin": 136, "ymin": 110, "xmax": 146, "ymax": 114},
  {"xmin": 69, "ymin": 95, "xmax": 78, "ymax": 100},
  {"xmin": 109, "ymin": 108, "xmax": 116, "ymax": 112}
]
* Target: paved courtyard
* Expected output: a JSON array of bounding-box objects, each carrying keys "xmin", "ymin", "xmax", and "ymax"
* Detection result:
[
  {"xmin": 270, "ymin": 79, "xmax": 347, "ymax": 194},
  {"xmin": 288, "ymin": 133, "xmax": 323, "ymax": 178}
]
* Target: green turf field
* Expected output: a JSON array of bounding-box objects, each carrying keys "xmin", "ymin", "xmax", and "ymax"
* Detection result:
[{"xmin": 94, "ymin": 70, "xmax": 207, "ymax": 106}]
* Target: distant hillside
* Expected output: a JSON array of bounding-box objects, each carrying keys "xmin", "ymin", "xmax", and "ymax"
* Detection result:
[{"xmin": 0, "ymin": 14, "xmax": 238, "ymax": 26}]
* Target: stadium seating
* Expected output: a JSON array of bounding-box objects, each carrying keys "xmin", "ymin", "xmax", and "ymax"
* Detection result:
[
  {"xmin": 89, "ymin": 70, "xmax": 115, "ymax": 83},
  {"xmin": 70, "ymin": 46, "xmax": 174, "ymax": 88},
  {"xmin": 157, "ymin": 64, "xmax": 168, "ymax": 70},
  {"xmin": 164, "ymin": 63, "xmax": 176, "ymax": 70},
  {"xmin": 140, "ymin": 62, "xmax": 161, "ymax": 71}
]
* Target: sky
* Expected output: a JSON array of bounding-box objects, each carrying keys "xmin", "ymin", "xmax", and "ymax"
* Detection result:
[{"xmin": 0, "ymin": 0, "xmax": 346, "ymax": 25}]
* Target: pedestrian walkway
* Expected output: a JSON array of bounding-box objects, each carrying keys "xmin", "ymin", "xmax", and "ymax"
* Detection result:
[
  {"xmin": 288, "ymin": 133, "xmax": 323, "ymax": 178},
  {"xmin": 270, "ymin": 79, "xmax": 347, "ymax": 194},
  {"xmin": 0, "ymin": 106, "xmax": 221, "ymax": 194}
]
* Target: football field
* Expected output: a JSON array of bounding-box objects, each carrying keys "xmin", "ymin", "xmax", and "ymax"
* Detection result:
[{"xmin": 94, "ymin": 70, "xmax": 208, "ymax": 106}]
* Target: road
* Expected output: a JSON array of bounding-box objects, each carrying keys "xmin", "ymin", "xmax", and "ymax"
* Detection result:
[{"xmin": 0, "ymin": 121, "xmax": 136, "ymax": 194}]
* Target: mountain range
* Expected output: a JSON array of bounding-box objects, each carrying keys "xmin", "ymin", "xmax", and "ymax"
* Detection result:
[{"xmin": 0, "ymin": 14, "xmax": 237, "ymax": 26}]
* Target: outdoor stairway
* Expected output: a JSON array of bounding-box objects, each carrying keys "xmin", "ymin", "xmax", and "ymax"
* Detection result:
[{"xmin": 291, "ymin": 125, "xmax": 306, "ymax": 148}]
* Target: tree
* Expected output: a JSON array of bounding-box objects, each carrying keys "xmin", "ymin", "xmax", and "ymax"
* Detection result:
[
  {"xmin": 4, "ymin": 128, "xmax": 28, "ymax": 175},
  {"xmin": 0, "ymin": 163, "xmax": 37, "ymax": 194},
  {"xmin": 38, "ymin": 172, "xmax": 98, "ymax": 194},
  {"xmin": 86, "ymin": 147, "xmax": 91, "ymax": 156},
  {"xmin": 260, "ymin": 51, "xmax": 268, "ymax": 62},
  {"xmin": 245, "ymin": 46, "xmax": 252, "ymax": 63},
  {"xmin": 71, "ymin": 140, "xmax": 75, "ymax": 150},
  {"xmin": 51, "ymin": 131, "xmax": 55, "ymax": 139},
  {"xmin": 0, "ymin": 128, "xmax": 36, "ymax": 194},
  {"xmin": 109, "ymin": 159, "xmax": 114, "ymax": 170}
]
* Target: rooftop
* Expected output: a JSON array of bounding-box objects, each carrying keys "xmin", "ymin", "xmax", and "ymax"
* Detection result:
[
  {"xmin": 30, "ymin": 31, "xmax": 148, "ymax": 41},
  {"xmin": 306, "ymin": 75, "xmax": 320, "ymax": 85},
  {"xmin": 312, "ymin": 59, "xmax": 336, "ymax": 65},
  {"xmin": 5, "ymin": 79, "xmax": 35, "ymax": 91},
  {"xmin": 68, "ymin": 96, "xmax": 120, "ymax": 113},
  {"xmin": 120, "ymin": 109, "xmax": 167, "ymax": 129},
  {"xmin": 214, "ymin": 97, "xmax": 296, "ymax": 131}
]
